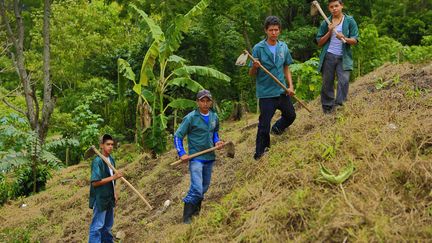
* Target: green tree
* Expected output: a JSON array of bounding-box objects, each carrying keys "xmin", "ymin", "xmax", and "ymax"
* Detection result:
[
  {"xmin": 371, "ymin": 0, "xmax": 432, "ymax": 45},
  {"xmin": 1, "ymin": 0, "xmax": 55, "ymax": 192},
  {"xmin": 119, "ymin": 0, "xmax": 230, "ymax": 153}
]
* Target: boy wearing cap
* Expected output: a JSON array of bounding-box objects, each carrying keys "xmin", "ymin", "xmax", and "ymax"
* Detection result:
[
  {"xmin": 174, "ymin": 89, "xmax": 225, "ymax": 224},
  {"xmin": 249, "ymin": 16, "xmax": 296, "ymax": 160},
  {"xmin": 88, "ymin": 134, "xmax": 123, "ymax": 243}
]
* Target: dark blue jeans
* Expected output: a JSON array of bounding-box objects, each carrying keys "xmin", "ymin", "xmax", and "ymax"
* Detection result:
[
  {"xmin": 255, "ymin": 94, "xmax": 296, "ymax": 156},
  {"xmin": 183, "ymin": 160, "xmax": 214, "ymax": 205},
  {"xmin": 88, "ymin": 203, "xmax": 114, "ymax": 243},
  {"xmin": 321, "ymin": 52, "xmax": 351, "ymax": 110}
]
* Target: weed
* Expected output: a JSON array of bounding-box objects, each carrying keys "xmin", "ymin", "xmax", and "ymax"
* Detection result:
[
  {"xmin": 0, "ymin": 227, "xmax": 32, "ymax": 243},
  {"xmin": 406, "ymin": 87, "xmax": 422, "ymax": 98},
  {"xmin": 375, "ymin": 77, "xmax": 385, "ymax": 90}
]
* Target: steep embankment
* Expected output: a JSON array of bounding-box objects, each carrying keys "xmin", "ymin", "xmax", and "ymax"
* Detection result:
[{"xmin": 0, "ymin": 62, "xmax": 431, "ymax": 242}]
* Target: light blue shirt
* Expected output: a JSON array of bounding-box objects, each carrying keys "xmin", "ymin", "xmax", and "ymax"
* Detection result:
[
  {"xmin": 266, "ymin": 42, "xmax": 277, "ymax": 62},
  {"xmin": 327, "ymin": 16, "xmax": 344, "ymax": 56}
]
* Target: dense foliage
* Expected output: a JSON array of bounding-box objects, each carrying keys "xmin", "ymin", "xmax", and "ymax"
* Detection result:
[{"xmin": 0, "ymin": 0, "xmax": 431, "ymax": 202}]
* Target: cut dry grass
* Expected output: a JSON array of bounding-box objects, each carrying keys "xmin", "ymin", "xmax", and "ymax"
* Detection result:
[{"xmin": 0, "ymin": 62, "xmax": 431, "ymax": 242}]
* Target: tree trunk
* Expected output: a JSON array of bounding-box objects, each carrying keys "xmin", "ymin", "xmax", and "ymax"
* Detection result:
[
  {"xmin": 40, "ymin": 0, "xmax": 55, "ymax": 143},
  {"xmin": 230, "ymin": 101, "xmax": 248, "ymax": 121},
  {"xmin": 32, "ymin": 157, "xmax": 37, "ymax": 193},
  {"xmin": 134, "ymin": 97, "xmax": 141, "ymax": 143},
  {"xmin": 143, "ymin": 102, "xmax": 151, "ymax": 129},
  {"xmin": 0, "ymin": 0, "xmax": 38, "ymax": 130},
  {"xmin": 242, "ymin": 25, "xmax": 252, "ymax": 53},
  {"xmin": 32, "ymin": 135, "xmax": 38, "ymax": 193},
  {"xmin": 65, "ymin": 146, "xmax": 70, "ymax": 166},
  {"xmin": 173, "ymin": 109, "xmax": 178, "ymax": 131}
]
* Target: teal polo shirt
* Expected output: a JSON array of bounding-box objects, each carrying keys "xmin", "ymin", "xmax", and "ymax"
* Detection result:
[
  {"xmin": 174, "ymin": 109, "xmax": 219, "ymax": 161},
  {"xmin": 316, "ymin": 14, "xmax": 359, "ymax": 72},
  {"xmin": 250, "ymin": 39, "xmax": 294, "ymax": 99},
  {"xmin": 89, "ymin": 155, "xmax": 116, "ymax": 211}
]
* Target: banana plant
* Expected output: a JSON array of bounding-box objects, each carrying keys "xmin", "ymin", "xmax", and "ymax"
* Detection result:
[{"xmin": 118, "ymin": 0, "xmax": 231, "ymax": 153}]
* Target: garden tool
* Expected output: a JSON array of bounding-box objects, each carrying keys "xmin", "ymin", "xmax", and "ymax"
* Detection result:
[
  {"xmin": 170, "ymin": 141, "xmax": 235, "ymax": 166},
  {"xmin": 311, "ymin": 1, "xmax": 347, "ymax": 43},
  {"xmin": 235, "ymin": 50, "xmax": 312, "ymax": 113},
  {"xmin": 84, "ymin": 145, "xmax": 153, "ymax": 210}
]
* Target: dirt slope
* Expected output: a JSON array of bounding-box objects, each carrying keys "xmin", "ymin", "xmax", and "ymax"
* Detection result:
[{"xmin": 0, "ymin": 62, "xmax": 431, "ymax": 242}]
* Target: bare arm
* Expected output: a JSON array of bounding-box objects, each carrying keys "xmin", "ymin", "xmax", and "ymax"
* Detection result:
[
  {"xmin": 318, "ymin": 22, "xmax": 358, "ymax": 47},
  {"xmin": 317, "ymin": 23, "xmax": 335, "ymax": 47},
  {"xmin": 335, "ymin": 32, "xmax": 358, "ymax": 45},
  {"xmin": 317, "ymin": 31, "xmax": 331, "ymax": 47},
  {"xmin": 248, "ymin": 60, "xmax": 260, "ymax": 77},
  {"xmin": 284, "ymin": 65, "xmax": 295, "ymax": 96}
]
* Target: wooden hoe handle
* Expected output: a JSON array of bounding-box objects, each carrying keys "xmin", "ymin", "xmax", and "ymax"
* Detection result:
[
  {"xmin": 312, "ymin": 1, "xmax": 347, "ymax": 43},
  {"xmin": 245, "ymin": 51, "xmax": 312, "ymax": 113},
  {"xmin": 170, "ymin": 146, "xmax": 220, "ymax": 166},
  {"xmin": 91, "ymin": 146, "xmax": 153, "ymax": 210}
]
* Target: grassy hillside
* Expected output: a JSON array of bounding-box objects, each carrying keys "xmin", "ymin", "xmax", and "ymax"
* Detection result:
[{"xmin": 1, "ymin": 62, "xmax": 431, "ymax": 242}]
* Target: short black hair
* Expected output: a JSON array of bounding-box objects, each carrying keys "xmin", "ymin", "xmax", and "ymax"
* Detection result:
[
  {"xmin": 328, "ymin": 0, "xmax": 343, "ymax": 4},
  {"xmin": 100, "ymin": 134, "xmax": 113, "ymax": 144},
  {"xmin": 264, "ymin": 16, "xmax": 281, "ymax": 30}
]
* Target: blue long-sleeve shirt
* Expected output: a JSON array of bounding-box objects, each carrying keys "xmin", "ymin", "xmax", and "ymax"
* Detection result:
[
  {"xmin": 174, "ymin": 131, "xmax": 219, "ymax": 157},
  {"xmin": 174, "ymin": 111, "xmax": 220, "ymax": 161}
]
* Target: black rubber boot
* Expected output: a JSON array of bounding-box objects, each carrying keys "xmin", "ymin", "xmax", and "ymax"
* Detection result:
[
  {"xmin": 270, "ymin": 125, "xmax": 283, "ymax": 135},
  {"xmin": 183, "ymin": 203, "xmax": 195, "ymax": 224},
  {"xmin": 193, "ymin": 200, "xmax": 202, "ymax": 216}
]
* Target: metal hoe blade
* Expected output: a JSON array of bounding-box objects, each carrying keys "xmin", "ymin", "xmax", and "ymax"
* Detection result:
[
  {"xmin": 235, "ymin": 52, "xmax": 248, "ymax": 66},
  {"xmin": 225, "ymin": 141, "xmax": 235, "ymax": 158},
  {"xmin": 310, "ymin": 0, "xmax": 319, "ymax": 16},
  {"xmin": 84, "ymin": 146, "xmax": 96, "ymax": 159}
]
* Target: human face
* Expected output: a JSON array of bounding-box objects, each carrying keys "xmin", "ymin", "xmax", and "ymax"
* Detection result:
[
  {"xmin": 197, "ymin": 97, "xmax": 212, "ymax": 114},
  {"xmin": 100, "ymin": 140, "xmax": 114, "ymax": 156},
  {"xmin": 265, "ymin": 25, "xmax": 280, "ymax": 44},
  {"xmin": 328, "ymin": 1, "xmax": 344, "ymax": 18}
]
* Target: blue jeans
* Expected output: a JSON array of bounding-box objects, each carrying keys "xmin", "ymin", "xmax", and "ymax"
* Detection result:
[
  {"xmin": 89, "ymin": 203, "xmax": 114, "ymax": 243},
  {"xmin": 183, "ymin": 160, "xmax": 214, "ymax": 205},
  {"xmin": 321, "ymin": 52, "xmax": 351, "ymax": 110},
  {"xmin": 256, "ymin": 94, "xmax": 296, "ymax": 156}
]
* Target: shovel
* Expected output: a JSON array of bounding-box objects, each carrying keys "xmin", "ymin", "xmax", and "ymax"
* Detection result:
[
  {"xmin": 170, "ymin": 141, "xmax": 235, "ymax": 166},
  {"xmin": 84, "ymin": 145, "xmax": 153, "ymax": 210},
  {"xmin": 236, "ymin": 50, "xmax": 312, "ymax": 113}
]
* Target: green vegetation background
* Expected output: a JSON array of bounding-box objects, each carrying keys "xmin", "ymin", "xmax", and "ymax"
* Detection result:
[{"xmin": 0, "ymin": 0, "xmax": 431, "ymax": 203}]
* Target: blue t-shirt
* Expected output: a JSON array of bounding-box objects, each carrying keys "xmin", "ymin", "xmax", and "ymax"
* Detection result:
[
  {"xmin": 266, "ymin": 42, "xmax": 277, "ymax": 62},
  {"xmin": 200, "ymin": 112, "xmax": 210, "ymax": 124}
]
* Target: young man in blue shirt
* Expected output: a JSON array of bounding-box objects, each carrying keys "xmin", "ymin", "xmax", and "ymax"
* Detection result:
[
  {"xmin": 174, "ymin": 89, "xmax": 225, "ymax": 224},
  {"xmin": 249, "ymin": 16, "xmax": 296, "ymax": 160},
  {"xmin": 316, "ymin": 0, "xmax": 359, "ymax": 113},
  {"xmin": 88, "ymin": 134, "xmax": 123, "ymax": 243}
]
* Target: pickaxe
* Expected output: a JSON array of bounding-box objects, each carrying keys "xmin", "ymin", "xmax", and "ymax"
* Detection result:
[
  {"xmin": 170, "ymin": 141, "xmax": 235, "ymax": 166},
  {"xmin": 236, "ymin": 50, "xmax": 312, "ymax": 113},
  {"xmin": 84, "ymin": 145, "xmax": 153, "ymax": 210}
]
